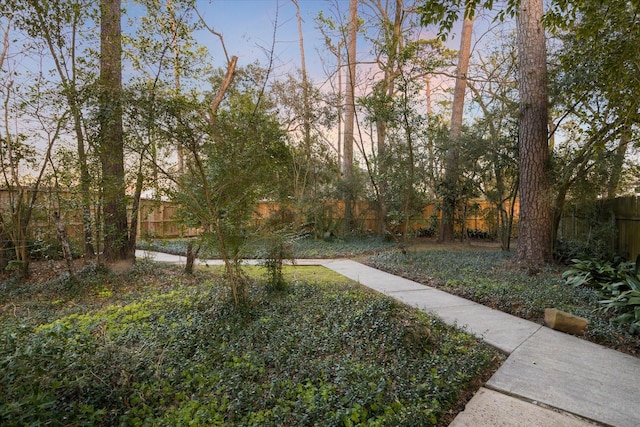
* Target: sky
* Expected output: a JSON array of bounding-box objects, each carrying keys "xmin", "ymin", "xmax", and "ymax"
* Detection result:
[
  {"xmin": 189, "ymin": 0, "xmax": 505, "ymax": 91},
  {"xmin": 194, "ymin": 0, "xmax": 348, "ymax": 82}
]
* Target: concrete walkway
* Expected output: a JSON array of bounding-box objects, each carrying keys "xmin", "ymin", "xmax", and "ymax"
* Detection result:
[{"xmin": 137, "ymin": 251, "xmax": 640, "ymax": 426}]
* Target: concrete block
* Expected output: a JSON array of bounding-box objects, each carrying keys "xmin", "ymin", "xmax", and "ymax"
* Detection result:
[{"xmin": 544, "ymin": 308, "xmax": 589, "ymax": 335}]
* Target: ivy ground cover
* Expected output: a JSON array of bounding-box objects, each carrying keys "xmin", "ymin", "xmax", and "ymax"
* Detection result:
[
  {"xmin": 139, "ymin": 235, "xmax": 397, "ymax": 260},
  {"xmin": 0, "ymin": 261, "xmax": 501, "ymax": 426},
  {"xmin": 366, "ymin": 249, "xmax": 640, "ymax": 356}
]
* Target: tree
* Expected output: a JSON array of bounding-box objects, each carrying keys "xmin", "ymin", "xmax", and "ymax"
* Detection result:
[
  {"xmin": 357, "ymin": 28, "xmax": 452, "ymax": 242},
  {"xmin": 0, "ymin": 28, "xmax": 59, "ymax": 277},
  {"xmin": 377, "ymin": 69, "xmax": 441, "ymax": 248},
  {"xmin": 546, "ymin": 1, "xmax": 640, "ymax": 242},
  {"xmin": 99, "ymin": 0, "xmax": 129, "ymax": 261},
  {"xmin": 4, "ymin": 0, "xmax": 98, "ymax": 259},
  {"xmin": 350, "ymin": 0, "xmax": 453, "ymax": 239},
  {"xmin": 515, "ymin": 0, "xmax": 551, "ymax": 264},
  {"xmin": 124, "ymin": 0, "xmax": 211, "ymax": 264},
  {"xmin": 161, "ymin": 65, "xmax": 292, "ymax": 306},
  {"xmin": 292, "ymin": 0, "xmax": 312, "ymax": 163},
  {"xmin": 273, "ymin": 5, "xmax": 342, "ymax": 238},
  {"xmin": 271, "ymin": 71, "xmax": 340, "ymax": 238},
  {"xmin": 466, "ymin": 32, "xmax": 520, "ymax": 250},
  {"xmin": 418, "ymin": 0, "xmax": 551, "ymax": 264},
  {"xmin": 440, "ymin": 13, "xmax": 473, "ymax": 242},
  {"xmin": 315, "ymin": 9, "xmax": 348, "ymax": 175},
  {"xmin": 342, "ymin": 0, "xmax": 357, "ymax": 233},
  {"xmin": 128, "ymin": 0, "xmax": 207, "ymax": 176},
  {"xmin": 0, "ymin": 14, "xmax": 10, "ymax": 271},
  {"xmin": 359, "ymin": 0, "xmax": 405, "ymax": 235}
]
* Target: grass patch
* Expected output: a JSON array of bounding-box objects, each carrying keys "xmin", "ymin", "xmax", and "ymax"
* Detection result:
[
  {"xmin": 1, "ymin": 261, "xmax": 501, "ymax": 426},
  {"xmin": 138, "ymin": 235, "xmax": 397, "ymax": 259},
  {"xmin": 198, "ymin": 264, "xmax": 350, "ymax": 284},
  {"xmin": 366, "ymin": 249, "xmax": 640, "ymax": 355}
]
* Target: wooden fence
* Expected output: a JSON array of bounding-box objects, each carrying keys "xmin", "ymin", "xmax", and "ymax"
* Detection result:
[
  {"xmin": 6, "ymin": 187, "xmax": 640, "ymax": 260},
  {"xmin": 557, "ymin": 196, "xmax": 640, "ymax": 260},
  {"xmin": 137, "ymin": 199, "xmax": 512, "ymax": 239},
  {"xmin": 0, "ymin": 188, "xmax": 513, "ymax": 247},
  {"xmin": 128, "ymin": 195, "xmax": 640, "ymax": 262},
  {"xmin": 609, "ymin": 197, "xmax": 640, "ymax": 260},
  {"xmin": 0, "ymin": 188, "xmax": 85, "ymax": 244}
]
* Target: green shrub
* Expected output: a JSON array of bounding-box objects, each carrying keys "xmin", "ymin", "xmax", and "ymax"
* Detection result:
[
  {"xmin": 600, "ymin": 289, "xmax": 640, "ymax": 334},
  {"xmin": 554, "ymin": 237, "xmax": 614, "ymax": 264},
  {"xmin": 258, "ymin": 235, "xmax": 294, "ymax": 292},
  {"xmin": 563, "ymin": 256, "xmax": 640, "ymax": 334},
  {"xmin": 561, "ymin": 257, "xmax": 633, "ymax": 289}
]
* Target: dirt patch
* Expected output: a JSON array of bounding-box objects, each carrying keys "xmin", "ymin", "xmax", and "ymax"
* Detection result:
[{"xmin": 107, "ymin": 259, "xmax": 135, "ymax": 274}]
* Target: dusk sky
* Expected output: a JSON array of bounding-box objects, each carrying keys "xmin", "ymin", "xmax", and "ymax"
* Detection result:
[
  {"xmin": 191, "ymin": 0, "xmax": 501, "ymax": 86},
  {"xmin": 195, "ymin": 0, "xmax": 347, "ymax": 81}
]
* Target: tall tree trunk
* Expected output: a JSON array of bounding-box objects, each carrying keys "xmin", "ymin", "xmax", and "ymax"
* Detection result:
[
  {"xmin": 168, "ymin": 0, "xmax": 185, "ymax": 174},
  {"xmin": 337, "ymin": 44, "xmax": 343, "ymax": 175},
  {"xmin": 516, "ymin": 0, "xmax": 552, "ymax": 265},
  {"xmin": 67, "ymin": 9, "xmax": 95, "ymax": 259},
  {"xmin": 293, "ymin": 0, "xmax": 312, "ymax": 162},
  {"xmin": 551, "ymin": 180, "xmax": 571, "ymax": 252},
  {"xmin": 293, "ymin": 0, "xmax": 318, "ymax": 232},
  {"xmin": 53, "ymin": 211, "xmax": 75, "ymax": 279},
  {"xmin": 607, "ymin": 127, "xmax": 630, "ymax": 199},
  {"xmin": 127, "ymin": 153, "xmax": 146, "ymax": 259},
  {"xmin": 31, "ymin": 3, "xmax": 96, "ymax": 259},
  {"xmin": 373, "ymin": 0, "xmax": 404, "ymax": 236},
  {"xmin": 343, "ymin": 0, "xmax": 357, "ymax": 234},
  {"xmin": 440, "ymin": 15, "xmax": 473, "ymax": 242},
  {"xmin": 99, "ymin": 0, "xmax": 129, "ymax": 261},
  {"xmin": 74, "ymin": 108, "xmax": 96, "ymax": 259}
]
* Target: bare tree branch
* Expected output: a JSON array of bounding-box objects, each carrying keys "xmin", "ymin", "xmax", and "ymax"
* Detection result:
[
  {"xmin": 209, "ymin": 55, "xmax": 238, "ymax": 124},
  {"xmin": 194, "ymin": 6, "xmax": 231, "ymax": 65}
]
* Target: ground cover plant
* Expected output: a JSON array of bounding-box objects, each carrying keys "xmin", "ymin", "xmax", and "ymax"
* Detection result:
[
  {"xmin": 0, "ymin": 260, "xmax": 502, "ymax": 426},
  {"xmin": 365, "ymin": 247, "xmax": 640, "ymax": 356},
  {"xmin": 138, "ymin": 235, "xmax": 397, "ymax": 260}
]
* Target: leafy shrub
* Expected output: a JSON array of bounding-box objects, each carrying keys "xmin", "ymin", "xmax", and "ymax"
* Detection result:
[
  {"xmin": 415, "ymin": 227, "xmax": 436, "ymax": 237},
  {"xmin": 600, "ymin": 290, "xmax": 640, "ymax": 334},
  {"xmin": 553, "ymin": 238, "xmax": 612, "ymax": 264},
  {"xmin": 27, "ymin": 237, "xmax": 61, "ymax": 260},
  {"xmin": 563, "ymin": 256, "xmax": 640, "ymax": 334},
  {"xmin": 258, "ymin": 234, "xmax": 294, "ymax": 292},
  {"xmin": 562, "ymin": 257, "xmax": 631, "ymax": 289},
  {"xmin": 466, "ymin": 229, "xmax": 493, "ymax": 240}
]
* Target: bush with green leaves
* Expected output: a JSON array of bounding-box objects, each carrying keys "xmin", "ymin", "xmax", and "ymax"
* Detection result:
[
  {"xmin": 258, "ymin": 234, "xmax": 294, "ymax": 292},
  {"xmin": 563, "ymin": 256, "xmax": 640, "ymax": 334}
]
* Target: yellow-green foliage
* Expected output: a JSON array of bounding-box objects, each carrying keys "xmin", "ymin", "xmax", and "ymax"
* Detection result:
[{"xmin": 1, "ymin": 263, "xmax": 501, "ymax": 426}]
